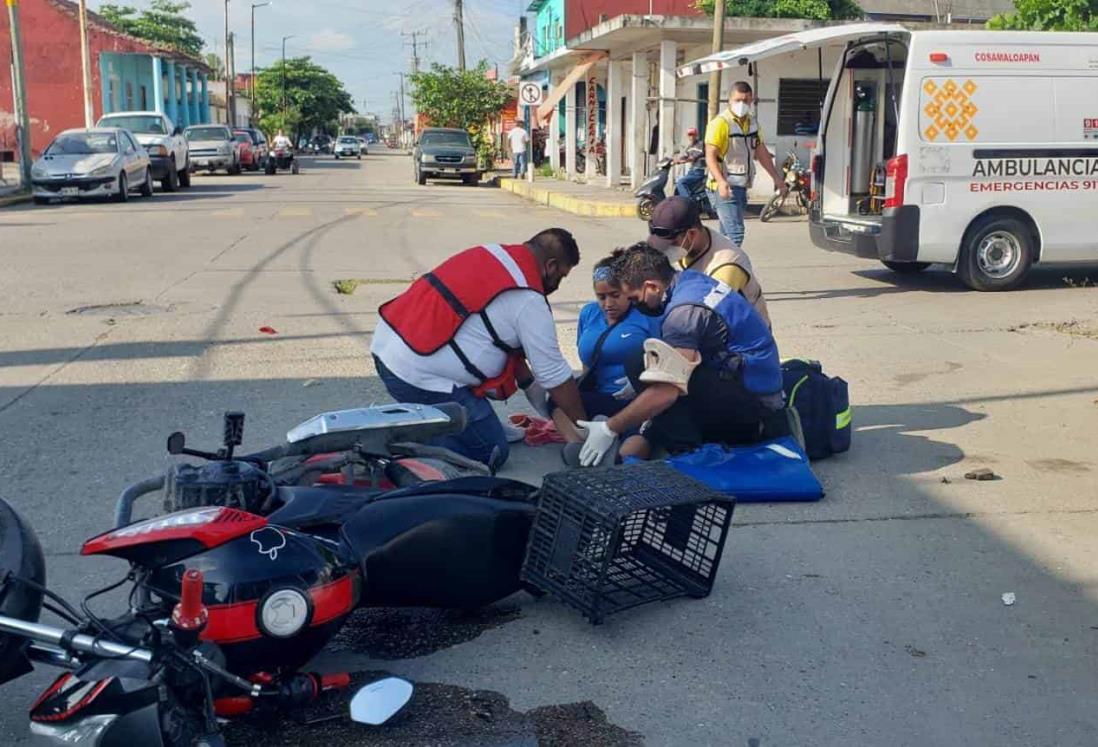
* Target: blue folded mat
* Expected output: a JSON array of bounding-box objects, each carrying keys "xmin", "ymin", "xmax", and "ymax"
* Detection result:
[{"xmin": 625, "ymin": 436, "xmax": 824, "ymax": 502}]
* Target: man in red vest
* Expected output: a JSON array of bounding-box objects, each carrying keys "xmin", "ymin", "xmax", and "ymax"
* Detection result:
[{"xmin": 371, "ymin": 229, "xmax": 588, "ymax": 469}]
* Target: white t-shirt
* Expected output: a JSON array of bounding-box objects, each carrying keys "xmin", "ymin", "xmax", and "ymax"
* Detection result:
[
  {"xmin": 371, "ymin": 289, "xmax": 573, "ymax": 394},
  {"xmin": 508, "ymin": 127, "xmax": 528, "ymax": 155},
  {"xmin": 272, "ymin": 135, "xmax": 292, "ymax": 149}
]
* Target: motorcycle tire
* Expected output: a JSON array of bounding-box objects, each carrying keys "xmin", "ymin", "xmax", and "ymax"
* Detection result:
[
  {"xmin": 637, "ymin": 195, "xmax": 658, "ymax": 221},
  {"xmin": 760, "ymin": 194, "xmax": 783, "ymax": 223},
  {"xmin": 0, "ymin": 498, "xmax": 45, "ymax": 686}
]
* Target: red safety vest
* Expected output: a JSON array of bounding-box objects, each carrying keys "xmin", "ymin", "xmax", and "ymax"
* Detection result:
[{"xmin": 378, "ymin": 243, "xmax": 545, "ymax": 399}]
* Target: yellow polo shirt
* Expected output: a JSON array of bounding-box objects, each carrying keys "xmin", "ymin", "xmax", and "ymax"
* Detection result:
[{"xmin": 704, "ymin": 111, "xmax": 764, "ymax": 189}]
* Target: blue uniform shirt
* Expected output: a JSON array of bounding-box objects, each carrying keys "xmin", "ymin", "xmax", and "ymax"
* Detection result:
[{"xmin": 577, "ymin": 302, "xmax": 657, "ymax": 395}]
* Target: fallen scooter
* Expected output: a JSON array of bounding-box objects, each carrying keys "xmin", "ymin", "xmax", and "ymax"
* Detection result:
[{"xmin": 0, "ymin": 405, "xmax": 538, "ymax": 745}]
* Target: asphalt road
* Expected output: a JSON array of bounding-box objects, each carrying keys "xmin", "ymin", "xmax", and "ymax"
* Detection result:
[{"xmin": 1, "ymin": 148, "xmax": 1097, "ymax": 745}]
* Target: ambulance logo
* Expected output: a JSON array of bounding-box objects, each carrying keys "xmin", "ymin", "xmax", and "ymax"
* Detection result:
[{"xmin": 922, "ymin": 79, "xmax": 979, "ymax": 142}]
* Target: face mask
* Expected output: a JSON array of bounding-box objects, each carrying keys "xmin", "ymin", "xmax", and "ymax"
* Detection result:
[
  {"xmin": 634, "ymin": 287, "xmax": 668, "ymax": 317},
  {"xmin": 662, "ymin": 244, "xmax": 687, "ymax": 264},
  {"xmin": 730, "ymin": 101, "xmax": 750, "ymax": 118}
]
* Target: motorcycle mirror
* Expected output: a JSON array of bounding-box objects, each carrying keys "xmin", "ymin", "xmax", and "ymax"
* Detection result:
[
  {"xmin": 349, "ymin": 677, "xmax": 414, "ymax": 726},
  {"xmin": 167, "ymin": 432, "xmax": 186, "ymax": 455}
]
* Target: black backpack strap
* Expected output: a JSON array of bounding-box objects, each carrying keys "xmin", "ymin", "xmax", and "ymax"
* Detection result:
[
  {"xmin": 449, "ymin": 341, "xmax": 490, "ymax": 383},
  {"xmin": 479, "ymin": 311, "xmax": 517, "ymax": 355},
  {"xmin": 577, "ymin": 318, "xmax": 623, "ymax": 391}
]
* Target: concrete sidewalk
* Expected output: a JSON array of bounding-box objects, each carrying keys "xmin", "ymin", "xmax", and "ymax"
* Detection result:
[{"xmin": 498, "ymin": 175, "xmax": 637, "ymax": 218}]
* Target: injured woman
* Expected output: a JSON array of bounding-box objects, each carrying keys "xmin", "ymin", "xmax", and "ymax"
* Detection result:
[{"xmin": 571, "ymin": 244, "xmax": 789, "ymax": 468}]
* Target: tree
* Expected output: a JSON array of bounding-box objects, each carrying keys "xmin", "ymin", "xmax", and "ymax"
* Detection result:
[
  {"xmin": 204, "ymin": 53, "xmax": 225, "ymax": 81},
  {"xmin": 988, "ymin": 0, "xmax": 1097, "ymax": 29},
  {"xmin": 254, "ymin": 58, "xmax": 355, "ymax": 141},
  {"xmin": 693, "ymin": 0, "xmax": 862, "ymax": 20},
  {"xmin": 409, "ymin": 61, "xmax": 511, "ymax": 163},
  {"xmin": 98, "ymin": 1, "xmax": 206, "ymax": 56}
]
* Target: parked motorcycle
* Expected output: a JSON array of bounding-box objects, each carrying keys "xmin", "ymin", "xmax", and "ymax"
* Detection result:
[
  {"xmin": 0, "ymin": 405, "xmax": 539, "ymax": 745},
  {"xmin": 759, "ymin": 150, "xmax": 810, "ymax": 223},
  {"xmin": 635, "ymin": 154, "xmax": 715, "ymax": 222},
  {"xmin": 264, "ymin": 146, "xmax": 299, "ymax": 175}
]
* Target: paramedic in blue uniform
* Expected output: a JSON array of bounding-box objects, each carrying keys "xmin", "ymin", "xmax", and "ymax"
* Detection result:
[
  {"xmin": 372, "ymin": 229, "xmax": 588, "ymax": 469},
  {"xmin": 577, "ymin": 244, "xmax": 784, "ymax": 467}
]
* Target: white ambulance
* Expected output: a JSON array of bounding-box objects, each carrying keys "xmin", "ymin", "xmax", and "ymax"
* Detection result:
[{"xmin": 680, "ymin": 25, "xmax": 1098, "ymax": 291}]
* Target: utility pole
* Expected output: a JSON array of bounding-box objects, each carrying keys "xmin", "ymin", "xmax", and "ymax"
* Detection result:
[
  {"xmin": 402, "ymin": 30, "xmax": 428, "ymax": 74},
  {"xmin": 224, "ymin": 0, "xmax": 233, "ymax": 125},
  {"xmin": 228, "ymin": 32, "xmax": 237, "ymax": 125},
  {"xmin": 281, "ymin": 35, "xmax": 293, "ymax": 113},
  {"xmin": 78, "ymin": 0, "xmax": 94, "ymax": 127},
  {"xmin": 6, "ymin": 0, "xmax": 32, "ymax": 188},
  {"xmin": 453, "ymin": 0, "xmax": 466, "ymax": 71},
  {"xmin": 398, "ymin": 72, "xmax": 408, "ymax": 147},
  {"xmin": 707, "ymin": 0, "xmax": 725, "ymax": 121},
  {"xmin": 251, "ymin": 1, "xmax": 270, "ymax": 123}
]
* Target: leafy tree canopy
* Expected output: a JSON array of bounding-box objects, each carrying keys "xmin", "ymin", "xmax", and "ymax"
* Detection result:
[
  {"xmin": 988, "ymin": 0, "xmax": 1097, "ymax": 29},
  {"xmin": 693, "ymin": 0, "xmax": 862, "ymax": 20},
  {"xmin": 99, "ymin": 0, "xmax": 205, "ymax": 57},
  {"xmin": 410, "ymin": 61, "xmax": 512, "ymax": 132},
  {"xmin": 255, "ymin": 57, "xmax": 355, "ymax": 141}
]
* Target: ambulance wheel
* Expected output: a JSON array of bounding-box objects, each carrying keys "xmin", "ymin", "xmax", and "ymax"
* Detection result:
[
  {"xmin": 881, "ymin": 260, "xmax": 930, "ymax": 274},
  {"xmin": 958, "ymin": 216, "xmax": 1034, "ymax": 292}
]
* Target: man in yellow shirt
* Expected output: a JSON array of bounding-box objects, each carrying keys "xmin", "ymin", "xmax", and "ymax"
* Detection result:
[
  {"xmin": 704, "ymin": 81, "xmax": 787, "ymax": 247},
  {"xmin": 647, "ymin": 197, "xmax": 771, "ymax": 327}
]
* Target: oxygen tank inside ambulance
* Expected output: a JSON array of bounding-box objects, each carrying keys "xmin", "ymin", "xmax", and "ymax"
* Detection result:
[{"xmin": 817, "ymin": 39, "xmax": 908, "ymax": 222}]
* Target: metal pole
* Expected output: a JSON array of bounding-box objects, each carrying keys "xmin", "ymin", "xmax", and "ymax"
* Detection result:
[
  {"xmin": 281, "ymin": 35, "xmax": 291, "ymax": 112},
  {"xmin": 224, "ymin": 0, "xmax": 233, "ymax": 125},
  {"xmin": 251, "ymin": 2, "xmax": 270, "ymax": 125},
  {"xmin": 7, "ymin": 0, "xmax": 32, "ymax": 188},
  {"xmin": 78, "ymin": 0, "xmax": 94, "ymax": 127},
  {"xmin": 707, "ymin": 0, "xmax": 725, "ymax": 121},
  {"xmin": 453, "ymin": 0, "xmax": 466, "ymax": 71}
]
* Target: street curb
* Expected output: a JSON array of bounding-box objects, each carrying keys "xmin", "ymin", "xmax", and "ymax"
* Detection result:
[
  {"xmin": 498, "ymin": 178, "xmax": 636, "ymax": 219},
  {"xmin": 0, "ymin": 192, "xmax": 31, "ymax": 208}
]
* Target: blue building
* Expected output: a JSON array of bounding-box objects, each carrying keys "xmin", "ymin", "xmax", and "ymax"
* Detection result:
[{"xmin": 98, "ymin": 51, "xmax": 211, "ymax": 128}]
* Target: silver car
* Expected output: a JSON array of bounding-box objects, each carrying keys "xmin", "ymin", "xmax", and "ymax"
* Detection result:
[
  {"xmin": 184, "ymin": 124, "xmax": 240, "ymax": 174},
  {"xmin": 334, "ymin": 136, "xmax": 362, "ymax": 159},
  {"xmin": 31, "ymin": 128, "xmax": 153, "ymax": 205}
]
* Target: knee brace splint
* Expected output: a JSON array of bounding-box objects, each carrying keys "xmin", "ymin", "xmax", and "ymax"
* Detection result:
[{"xmin": 639, "ymin": 338, "xmax": 699, "ymax": 394}]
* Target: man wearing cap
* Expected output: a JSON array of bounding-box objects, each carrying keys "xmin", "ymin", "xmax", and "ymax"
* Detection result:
[
  {"xmin": 647, "ymin": 196, "xmax": 771, "ymax": 327},
  {"xmin": 673, "ymin": 127, "xmax": 706, "ymax": 199},
  {"xmin": 575, "ymin": 245, "xmax": 784, "ymax": 467}
]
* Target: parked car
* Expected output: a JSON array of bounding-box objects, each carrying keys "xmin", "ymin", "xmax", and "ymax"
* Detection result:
[
  {"xmin": 184, "ymin": 125, "xmax": 240, "ymax": 175},
  {"xmin": 232, "ymin": 130, "xmax": 260, "ymax": 171},
  {"xmin": 414, "ymin": 128, "xmax": 480, "ymax": 186},
  {"xmin": 334, "ymin": 136, "xmax": 362, "ymax": 159},
  {"xmin": 96, "ymin": 111, "xmax": 190, "ymax": 191},
  {"xmin": 31, "ymin": 128, "xmax": 153, "ymax": 204},
  {"xmin": 236, "ymin": 127, "xmax": 269, "ymax": 165}
]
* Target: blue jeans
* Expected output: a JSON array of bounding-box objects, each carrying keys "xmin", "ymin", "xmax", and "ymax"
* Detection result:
[
  {"xmin": 512, "ymin": 152, "xmax": 527, "ymax": 179},
  {"xmin": 707, "ymin": 185, "xmax": 749, "ymax": 246},
  {"xmin": 675, "ymin": 167, "xmax": 706, "ymax": 198},
  {"xmin": 374, "ymin": 356, "xmax": 509, "ymax": 469}
]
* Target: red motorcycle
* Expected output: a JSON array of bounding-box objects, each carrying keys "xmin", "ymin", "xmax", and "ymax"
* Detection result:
[{"xmin": 0, "ymin": 405, "xmax": 538, "ymax": 745}]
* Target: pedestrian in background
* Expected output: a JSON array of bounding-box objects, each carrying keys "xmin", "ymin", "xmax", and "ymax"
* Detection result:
[
  {"xmin": 704, "ymin": 81, "xmax": 787, "ymax": 247},
  {"xmin": 509, "ymin": 123, "xmax": 529, "ymax": 179}
]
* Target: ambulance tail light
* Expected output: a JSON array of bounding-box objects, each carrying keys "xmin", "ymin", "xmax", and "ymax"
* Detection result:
[
  {"xmin": 883, "ymin": 154, "xmax": 908, "ymax": 209},
  {"xmin": 810, "ymin": 154, "xmax": 824, "ymax": 202}
]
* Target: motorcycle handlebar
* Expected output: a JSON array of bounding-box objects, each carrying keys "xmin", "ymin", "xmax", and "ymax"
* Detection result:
[
  {"xmin": 114, "ymin": 475, "xmax": 166, "ymax": 528},
  {"xmin": 0, "ymin": 613, "xmax": 153, "ymax": 664}
]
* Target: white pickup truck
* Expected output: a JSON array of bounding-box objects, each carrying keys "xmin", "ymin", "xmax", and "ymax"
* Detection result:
[{"xmin": 96, "ymin": 111, "xmax": 191, "ymax": 192}]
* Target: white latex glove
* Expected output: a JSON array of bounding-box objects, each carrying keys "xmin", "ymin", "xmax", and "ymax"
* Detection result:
[
  {"xmin": 611, "ymin": 376, "xmax": 635, "ymax": 401},
  {"xmin": 523, "ymin": 381, "xmax": 551, "ymax": 418},
  {"xmin": 577, "ymin": 420, "xmax": 618, "ymax": 467}
]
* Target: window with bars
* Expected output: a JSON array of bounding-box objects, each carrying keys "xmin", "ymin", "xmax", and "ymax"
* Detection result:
[{"xmin": 777, "ymin": 78, "xmax": 830, "ymax": 136}]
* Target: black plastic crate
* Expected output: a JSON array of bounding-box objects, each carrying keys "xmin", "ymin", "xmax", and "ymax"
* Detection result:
[{"xmin": 521, "ymin": 462, "xmax": 735, "ymax": 624}]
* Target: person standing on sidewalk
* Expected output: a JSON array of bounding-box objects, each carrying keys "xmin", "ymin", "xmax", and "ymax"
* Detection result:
[
  {"xmin": 509, "ymin": 123, "xmax": 529, "ymax": 179},
  {"xmin": 704, "ymin": 81, "xmax": 787, "ymax": 246}
]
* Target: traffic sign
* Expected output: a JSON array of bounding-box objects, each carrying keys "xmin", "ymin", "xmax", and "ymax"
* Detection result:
[{"xmin": 518, "ymin": 81, "xmax": 543, "ymax": 108}]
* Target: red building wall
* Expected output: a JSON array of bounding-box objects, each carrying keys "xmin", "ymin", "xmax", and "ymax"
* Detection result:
[
  {"xmin": 0, "ymin": 0, "xmax": 159, "ymax": 160},
  {"xmin": 564, "ymin": 0, "xmax": 701, "ymax": 40}
]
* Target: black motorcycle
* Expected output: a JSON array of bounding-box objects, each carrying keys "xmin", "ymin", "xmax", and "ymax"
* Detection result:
[
  {"xmin": 0, "ymin": 405, "xmax": 538, "ymax": 745},
  {"xmin": 635, "ymin": 153, "xmax": 715, "ymax": 221}
]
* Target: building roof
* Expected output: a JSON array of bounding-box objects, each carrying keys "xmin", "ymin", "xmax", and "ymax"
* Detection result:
[
  {"xmin": 526, "ymin": 0, "xmax": 550, "ymax": 11},
  {"xmin": 47, "ymin": 0, "xmax": 210, "ymax": 71},
  {"xmin": 857, "ymin": 0, "xmax": 1014, "ymax": 21}
]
